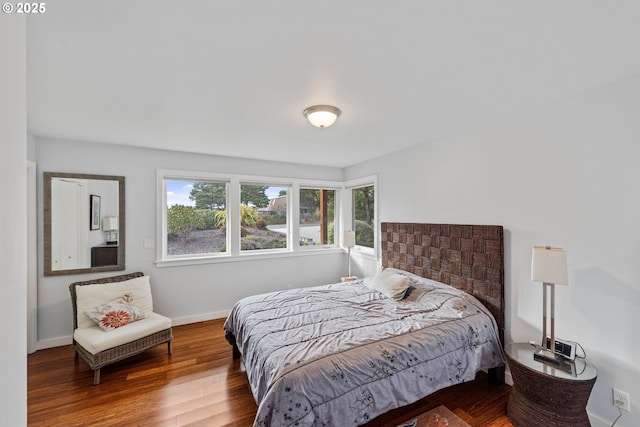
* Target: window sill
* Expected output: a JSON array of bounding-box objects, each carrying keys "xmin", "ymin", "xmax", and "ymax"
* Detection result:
[
  {"xmin": 155, "ymin": 247, "xmax": 346, "ymax": 268},
  {"xmin": 350, "ymin": 246, "xmax": 377, "ymax": 260}
]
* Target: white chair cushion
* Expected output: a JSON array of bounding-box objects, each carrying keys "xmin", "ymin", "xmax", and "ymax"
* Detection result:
[
  {"xmin": 74, "ymin": 312, "xmax": 171, "ymax": 354},
  {"xmin": 75, "ymin": 276, "xmax": 154, "ymax": 330}
]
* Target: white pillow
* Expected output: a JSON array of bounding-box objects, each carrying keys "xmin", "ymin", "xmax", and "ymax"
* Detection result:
[
  {"xmin": 75, "ymin": 275, "xmax": 153, "ymax": 330},
  {"xmin": 368, "ymin": 269, "xmax": 412, "ymax": 301}
]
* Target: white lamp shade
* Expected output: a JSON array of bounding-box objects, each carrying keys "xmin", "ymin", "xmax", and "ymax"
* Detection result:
[
  {"xmin": 303, "ymin": 105, "xmax": 341, "ymax": 128},
  {"xmin": 102, "ymin": 216, "xmax": 119, "ymax": 231},
  {"xmin": 531, "ymin": 246, "xmax": 568, "ymax": 285},
  {"xmin": 343, "ymin": 230, "xmax": 356, "ymax": 248}
]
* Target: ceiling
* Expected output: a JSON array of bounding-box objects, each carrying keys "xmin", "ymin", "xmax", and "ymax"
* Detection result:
[{"xmin": 27, "ymin": 1, "xmax": 640, "ymax": 168}]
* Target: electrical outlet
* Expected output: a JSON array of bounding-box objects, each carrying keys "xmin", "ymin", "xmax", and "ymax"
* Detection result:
[{"xmin": 613, "ymin": 388, "xmax": 630, "ymax": 412}]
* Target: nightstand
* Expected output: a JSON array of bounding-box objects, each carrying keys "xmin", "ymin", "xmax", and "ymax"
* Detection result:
[
  {"xmin": 91, "ymin": 245, "xmax": 118, "ymax": 267},
  {"xmin": 505, "ymin": 342, "xmax": 597, "ymax": 427}
]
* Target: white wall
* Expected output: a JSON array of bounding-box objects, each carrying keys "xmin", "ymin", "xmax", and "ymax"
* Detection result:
[
  {"xmin": 35, "ymin": 140, "xmax": 346, "ymax": 345},
  {"xmin": 345, "ymin": 74, "xmax": 640, "ymax": 426},
  {"xmin": 0, "ymin": 15, "xmax": 28, "ymax": 426}
]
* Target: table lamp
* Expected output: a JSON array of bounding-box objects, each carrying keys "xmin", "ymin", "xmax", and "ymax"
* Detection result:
[
  {"xmin": 531, "ymin": 245, "xmax": 568, "ymax": 364},
  {"xmin": 102, "ymin": 217, "xmax": 119, "ymax": 245}
]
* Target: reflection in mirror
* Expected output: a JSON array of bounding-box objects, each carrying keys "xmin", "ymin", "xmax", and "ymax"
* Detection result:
[{"xmin": 44, "ymin": 172, "xmax": 125, "ymax": 276}]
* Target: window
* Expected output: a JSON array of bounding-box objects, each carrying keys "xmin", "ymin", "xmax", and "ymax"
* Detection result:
[
  {"xmin": 158, "ymin": 169, "xmax": 352, "ymax": 266},
  {"xmin": 240, "ymin": 184, "xmax": 289, "ymax": 251},
  {"xmin": 352, "ymin": 185, "xmax": 375, "ymax": 248},
  {"xmin": 165, "ymin": 179, "xmax": 228, "ymax": 257},
  {"xmin": 299, "ymin": 188, "xmax": 336, "ymax": 247}
]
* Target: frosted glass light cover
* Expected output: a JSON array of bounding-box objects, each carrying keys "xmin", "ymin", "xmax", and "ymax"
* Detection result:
[
  {"xmin": 307, "ymin": 111, "xmax": 337, "ymax": 128},
  {"xmin": 531, "ymin": 246, "xmax": 568, "ymax": 285},
  {"xmin": 303, "ymin": 105, "xmax": 341, "ymax": 128}
]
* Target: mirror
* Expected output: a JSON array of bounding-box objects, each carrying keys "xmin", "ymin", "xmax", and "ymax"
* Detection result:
[{"xmin": 44, "ymin": 172, "xmax": 125, "ymax": 276}]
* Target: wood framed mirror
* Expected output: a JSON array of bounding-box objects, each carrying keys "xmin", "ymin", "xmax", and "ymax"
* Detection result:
[{"xmin": 44, "ymin": 172, "xmax": 125, "ymax": 276}]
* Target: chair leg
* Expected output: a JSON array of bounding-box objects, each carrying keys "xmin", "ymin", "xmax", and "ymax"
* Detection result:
[
  {"xmin": 167, "ymin": 340, "xmax": 173, "ymax": 355},
  {"xmin": 93, "ymin": 369, "xmax": 101, "ymax": 386}
]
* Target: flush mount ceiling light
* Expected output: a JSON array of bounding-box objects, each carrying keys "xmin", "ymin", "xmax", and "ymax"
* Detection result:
[{"xmin": 303, "ymin": 105, "xmax": 341, "ymax": 128}]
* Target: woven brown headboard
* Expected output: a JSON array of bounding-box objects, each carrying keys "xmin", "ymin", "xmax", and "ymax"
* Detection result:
[{"xmin": 381, "ymin": 223, "xmax": 505, "ymax": 343}]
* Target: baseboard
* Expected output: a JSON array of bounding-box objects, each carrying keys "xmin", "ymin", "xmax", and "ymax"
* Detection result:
[
  {"xmin": 35, "ymin": 310, "xmax": 231, "ymax": 351},
  {"xmin": 37, "ymin": 335, "xmax": 72, "ymax": 350},
  {"xmin": 588, "ymin": 412, "xmax": 615, "ymax": 427},
  {"xmin": 170, "ymin": 310, "xmax": 229, "ymax": 326}
]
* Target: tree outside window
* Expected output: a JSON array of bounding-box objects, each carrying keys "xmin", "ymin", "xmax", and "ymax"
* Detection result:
[{"xmin": 352, "ymin": 185, "xmax": 374, "ymax": 248}]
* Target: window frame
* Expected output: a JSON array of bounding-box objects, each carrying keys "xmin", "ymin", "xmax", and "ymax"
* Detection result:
[
  {"xmin": 343, "ymin": 175, "xmax": 378, "ymax": 258},
  {"xmin": 159, "ymin": 171, "xmax": 231, "ymax": 262},
  {"xmin": 156, "ymin": 169, "xmax": 345, "ymax": 267}
]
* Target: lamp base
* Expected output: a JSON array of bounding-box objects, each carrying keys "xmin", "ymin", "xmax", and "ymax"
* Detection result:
[{"xmin": 533, "ymin": 348, "xmax": 563, "ymax": 366}]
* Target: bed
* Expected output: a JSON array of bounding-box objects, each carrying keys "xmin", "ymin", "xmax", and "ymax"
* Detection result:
[{"xmin": 224, "ymin": 222, "xmax": 505, "ymax": 426}]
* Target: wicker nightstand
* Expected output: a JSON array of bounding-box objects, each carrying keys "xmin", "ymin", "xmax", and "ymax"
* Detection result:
[{"xmin": 505, "ymin": 342, "xmax": 597, "ymax": 427}]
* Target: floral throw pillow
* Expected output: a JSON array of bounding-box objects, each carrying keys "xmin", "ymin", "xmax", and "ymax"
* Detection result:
[{"xmin": 85, "ymin": 294, "xmax": 145, "ymax": 332}]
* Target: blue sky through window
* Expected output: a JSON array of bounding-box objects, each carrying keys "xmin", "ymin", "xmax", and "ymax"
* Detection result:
[{"xmin": 167, "ymin": 181, "xmax": 195, "ymax": 207}]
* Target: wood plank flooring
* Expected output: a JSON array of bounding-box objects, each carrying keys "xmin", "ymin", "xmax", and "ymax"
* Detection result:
[{"xmin": 28, "ymin": 318, "xmax": 513, "ymax": 426}]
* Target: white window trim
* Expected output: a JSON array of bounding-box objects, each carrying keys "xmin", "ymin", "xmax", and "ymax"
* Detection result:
[
  {"xmin": 156, "ymin": 169, "xmax": 232, "ymax": 263},
  {"xmin": 156, "ymin": 169, "xmax": 345, "ymax": 267}
]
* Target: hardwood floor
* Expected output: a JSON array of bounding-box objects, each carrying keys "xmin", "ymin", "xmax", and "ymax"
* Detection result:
[{"xmin": 28, "ymin": 319, "xmax": 513, "ymax": 426}]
